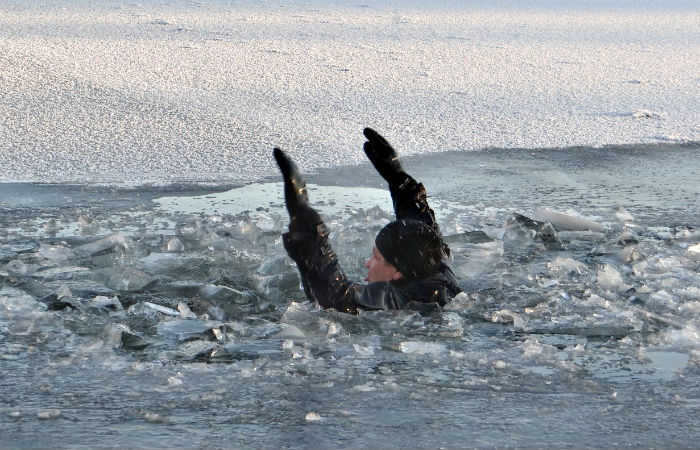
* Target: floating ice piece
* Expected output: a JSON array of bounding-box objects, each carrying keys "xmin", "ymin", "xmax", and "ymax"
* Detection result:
[
  {"xmin": 532, "ymin": 208, "xmax": 605, "ymax": 233},
  {"xmin": 157, "ymin": 319, "xmax": 219, "ymax": 342},
  {"xmin": 443, "ymin": 231, "xmax": 494, "ymax": 244},
  {"xmin": 76, "ymin": 233, "xmax": 128, "ymax": 256},
  {"xmin": 167, "ymin": 376, "xmax": 183, "ymax": 386},
  {"xmin": 547, "ymin": 257, "xmax": 588, "ymax": 276},
  {"xmin": 305, "ymin": 412, "xmax": 323, "ymax": 423},
  {"xmin": 165, "ymin": 237, "xmax": 184, "ymax": 252},
  {"xmin": 597, "ymin": 264, "xmax": 630, "ymax": 292},
  {"xmin": 144, "ymin": 412, "xmax": 166, "ymax": 423},
  {"xmin": 78, "ymin": 215, "xmax": 100, "ymax": 234},
  {"xmin": 615, "ymin": 207, "xmax": 634, "ymax": 223},
  {"xmin": 177, "ymin": 340, "xmax": 219, "ymax": 361},
  {"xmin": 528, "ymin": 324, "xmax": 635, "ymax": 338},
  {"xmin": 52, "ymin": 279, "xmax": 113, "ymax": 298},
  {"xmin": 556, "ymin": 231, "xmax": 606, "ymax": 242},
  {"xmin": 37, "ymin": 243, "xmax": 74, "ymax": 261},
  {"xmin": 4, "ymin": 259, "xmax": 31, "ymax": 276},
  {"xmin": 177, "ymin": 301, "xmax": 197, "ymax": 319},
  {"xmin": 210, "ymin": 342, "xmax": 237, "ymax": 362},
  {"xmin": 105, "ymin": 323, "xmax": 149, "ymax": 350},
  {"xmin": 491, "ymin": 309, "xmax": 525, "ymax": 328},
  {"xmin": 106, "ymin": 267, "xmax": 153, "ymax": 291},
  {"xmin": 37, "ymin": 409, "xmax": 61, "ymax": 420},
  {"xmin": 272, "ymin": 324, "xmax": 306, "ymax": 340},
  {"xmin": 40, "ymin": 291, "xmax": 77, "ymax": 311},
  {"xmin": 92, "ymin": 295, "xmax": 123, "ymax": 312},
  {"xmin": 503, "ymin": 213, "xmax": 561, "ymax": 249},
  {"xmin": 353, "ymin": 343, "xmax": 375, "ymax": 356},
  {"xmin": 613, "ymin": 231, "xmax": 639, "ymax": 245},
  {"xmin": 198, "ymin": 284, "xmax": 244, "ymax": 302},
  {"xmin": 618, "ymin": 245, "xmax": 645, "ymax": 263},
  {"xmin": 145, "ymin": 302, "xmax": 182, "ymax": 317},
  {"xmin": 399, "ymin": 341, "xmax": 446, "ymax": 355},
  {"xmin": 44, "ymin": 219, "xmax": 59, "ymax": 234}
]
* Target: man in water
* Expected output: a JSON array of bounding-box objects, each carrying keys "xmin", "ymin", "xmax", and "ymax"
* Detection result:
[{"xmin": 274, "ymin": 128, "xmax": 462, "ymax": 313}]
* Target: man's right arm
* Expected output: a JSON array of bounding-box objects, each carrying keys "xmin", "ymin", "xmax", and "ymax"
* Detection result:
[{"xmin": 363, "ymin": 127, "xmax": 448, "ymax": 254}]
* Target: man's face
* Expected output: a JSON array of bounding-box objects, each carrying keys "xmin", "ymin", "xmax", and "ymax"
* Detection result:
[{"xmin": 365, "ymin": 245, "xmax": 401, "ymax": 283}]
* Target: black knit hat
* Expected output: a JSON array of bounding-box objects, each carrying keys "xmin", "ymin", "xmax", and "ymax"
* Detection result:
[{"xmin": 375, "ymin": 219, "xmax": 444, "ymax": 280}]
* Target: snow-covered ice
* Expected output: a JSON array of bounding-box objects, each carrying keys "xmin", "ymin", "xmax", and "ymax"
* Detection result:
[{"xmin": 0, "ymin": 0, "xmax": 698, "ymax": 184}]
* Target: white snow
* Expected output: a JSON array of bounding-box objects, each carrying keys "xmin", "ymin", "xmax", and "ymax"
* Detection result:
[{"xmin": 0, "ymin": 0, "xmax": 697, "ymax": 184}]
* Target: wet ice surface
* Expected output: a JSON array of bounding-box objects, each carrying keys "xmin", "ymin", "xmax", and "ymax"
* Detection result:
[{"xmin": 1, "ymin": 144, "xmax": 699, "ymax": 449}]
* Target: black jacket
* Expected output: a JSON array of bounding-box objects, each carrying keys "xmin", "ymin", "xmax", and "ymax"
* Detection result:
[{"xmin": 283, "ymin": 177, "xmax": 462, "ymax": 313}]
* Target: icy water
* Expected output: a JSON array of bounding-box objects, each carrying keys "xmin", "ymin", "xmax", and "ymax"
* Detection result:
[{"xmin": 1, "ymin": 143, "xmax": 699, "ymax": 449}]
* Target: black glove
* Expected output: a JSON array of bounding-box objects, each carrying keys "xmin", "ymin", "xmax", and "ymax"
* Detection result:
[
  {"xmin": 273, "ymin": 147, "xmax": 322, "ymax": 231},
  {"xmin": 363, "ymin": 127, "xmax": 410, "ymax": 187}
]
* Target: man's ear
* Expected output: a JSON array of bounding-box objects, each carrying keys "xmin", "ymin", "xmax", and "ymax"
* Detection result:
[{"xmin": 392, "ymin": 271, "xmax": 403, "ymax": 281}]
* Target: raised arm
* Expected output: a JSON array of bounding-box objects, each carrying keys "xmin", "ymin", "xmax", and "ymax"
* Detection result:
[
  {"xmin": 274, "ymin": 148, "xmax": 362, "ymax": 312},
  {"xmin": 363, "ymin": 128, "xmax": 439, "ymax": 228}
]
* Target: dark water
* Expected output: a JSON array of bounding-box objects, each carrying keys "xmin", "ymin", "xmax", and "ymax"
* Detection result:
[{"xmin": 1, "ymin": 143, "xmax": 699, "ymax": 449}]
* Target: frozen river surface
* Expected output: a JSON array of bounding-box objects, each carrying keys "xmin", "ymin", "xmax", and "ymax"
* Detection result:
[{"xmin": 1, "ymin": 144, "xmax": 699, "ymax": 449}]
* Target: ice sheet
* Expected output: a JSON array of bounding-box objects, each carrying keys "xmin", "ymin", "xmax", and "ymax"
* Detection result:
[{"xmin": 1, "ymin": 0, "xmax": 698, "ymax": 184}]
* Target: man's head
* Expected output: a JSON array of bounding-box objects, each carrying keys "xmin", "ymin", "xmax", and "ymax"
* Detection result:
[{"xmin": 365, "ymin": 219, "xmax": 444, "ymax": 283}]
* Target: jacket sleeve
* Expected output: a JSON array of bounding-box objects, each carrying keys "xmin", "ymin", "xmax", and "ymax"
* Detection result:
[
  {"xmin": 390, "ymin": 176, "xmax": 451, "ymax": 257},
  {"xmin": 283, "ymin": 223, "xmax": 361, "ymax": 313}
]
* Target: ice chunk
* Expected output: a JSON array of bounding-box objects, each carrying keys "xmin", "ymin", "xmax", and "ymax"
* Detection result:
[
  {"xmin": 144, "ymin": 412, "xmax": 167, "ymax": 423},
  {"xmin": 177, "ymin": 301, "xmax": 197, "ymax": 319},
  {"xmin": 157, "ymin": 319, "xmax": 219, "ymax": 342},
  {"xmin": 44, "ymin": 219, "xmax": 59, "ymax": 235},
  {"xmin": 305, "ymin": 412, "xmax": 323, "ymax": 423},
  {"xmin": 399, "ymin": 341, "xmax": 446, "ymax": 355},
  {"xmin": 105, "ymin": 267, "xmax": 153, "ymax": 291},
  {"xmin": 443, "ymin": 231, "xmax": 494, "ymax": 244},
  {"xmin": 165, "ymin": 237, "xmax": 184, "ymax": 252},
  {"xmin": 618, "ymin": 245, "xmax": 645, "ymax": 263},
  {"xmin": 198, "ymin": 284, "xmax": 244, "ymax": 302},
  {"xmin": 532, "ymin": 208, "xmax": 605, "ymax": 233},
  {"xmin": 37, "ymin": 243, "xmax": 74, "ymax": 261},
  {"xmin": 145, "ymin": 302, "xmax": 182, "ymax": 317},
  {"xmin": 613, "ymin": 231, "xmax": 639, "ymax": 245},
  {"xmin": 4, "ymin": 260, "xmax": 30, "ymax": 276},
  {"xmin": 353, "ymin": 344, "xmax": 375, "ymax": 356},
  {"xmin": 92, "ymin": 295, "xmax": 123, "ymax": 312},
  {"xmin": 273, "ymin": 324, "xmax": 306, "ymax": 340},
  {"xmin": 547, "ymin": 257, "xmax": 588, "ymax": 277},
  {"xmin": 491, "ymin": 309, "xmax": 525, "ymax": 328},
  {"xmin": 210, "ymin": 342, "xmax": 237, "ymax": 362},
  {"xmin": 503, "ymin": 213, "xmax": 561, "ymax": 249},
  {"xmin": 76, "ymin": 233, "xmax": 128, "ymax": 256},
  {"xmin": 78, "ymin": 215, "xmax": 100, "ymax": 235},
  {"xmin": 105, "ymin": 323, "xmax": 149, "ymax": 350},
  {"xmin": 37, "ymin": 409, "xmax": 61, "ymax": 420},
  {"xmin": 687, "ymin": 244, "xmax": 700, "ymax": 261},
  {"xmin": 597, "ymin": 264, "xmax": 630, "ymax": 292},
  {"xmin": 615, "ymin": 207, "xmax": 635, "ymax": 223},
  {"xmin": 176, "ymin": 340, "xmax": 219, "ymax": 361}
]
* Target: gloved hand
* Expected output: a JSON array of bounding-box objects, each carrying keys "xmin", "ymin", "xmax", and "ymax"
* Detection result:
[
  {"xmin": 363, "ymin": 127, "xmax": 410, "ymax": 187},
  {"xmin": 273, "ymin": 147, "xmax": 322, "ymax": 231}
]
